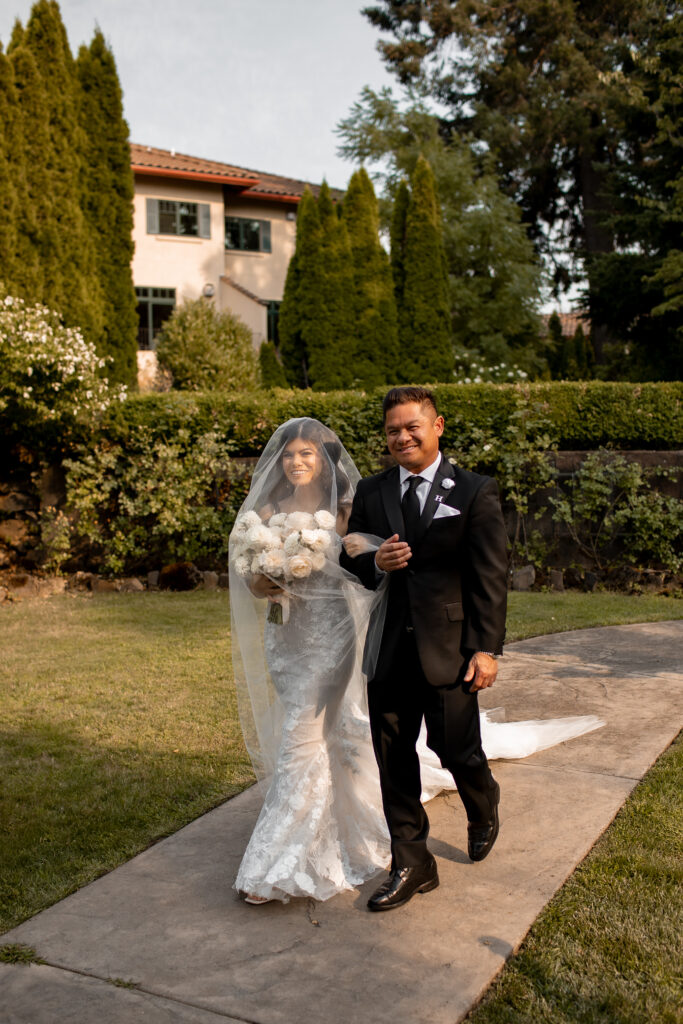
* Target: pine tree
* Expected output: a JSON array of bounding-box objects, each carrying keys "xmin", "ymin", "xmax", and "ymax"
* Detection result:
[
  {"xmin": 0, "ymin": 47, "xmax": 19, "ymax": 291},
  {"xmin": 76, "ymin": 29, "xmax": 137, "ymax": 385},
  {"xmin": 401, "ymin": 156, "xmax": 452, "ymax": 382},
  {"xmin": 278, "ymin": 189, "xmax": 322, "ymax": 388},
  {"xmin": 389, "ymin": 178, "xmax": 410, "ymax": 378},
  {"xmin": 22, "ymin": 1, "xmax": 104, "ymax": 342},
  {"xmin": 343, "ymin": 168, "xmax": 398, "ymax": 388},
  {"xmin": 307, "ymin": 181, "xmax": 355, "ymax": 389}
]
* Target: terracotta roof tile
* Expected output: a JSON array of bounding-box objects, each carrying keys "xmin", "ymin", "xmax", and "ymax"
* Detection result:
[{"xmin": 130, "ymin": 143, "xmax": 343, "ymax": 201}]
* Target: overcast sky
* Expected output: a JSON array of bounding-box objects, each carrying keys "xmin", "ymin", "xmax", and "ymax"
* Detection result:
[{"xmin": 0, "ymin": 0, "xmax": 396, "ymax": 188}]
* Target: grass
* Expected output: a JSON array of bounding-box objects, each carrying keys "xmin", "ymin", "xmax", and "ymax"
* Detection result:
[
  {"xmin": 465, "ymin": 734, "xmax": 682, "ymax": 1023},
  {"xmin": 1, "ymin": 588, "xmax": 681, "ymax": 1013}
]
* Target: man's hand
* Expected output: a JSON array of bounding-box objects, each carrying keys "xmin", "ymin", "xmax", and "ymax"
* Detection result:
[
  {"xmin": 249, "ymin": 573, "xmax": 283, "ymax": 600},
  {"xmin": 464, "ymin": 652, "xmax": 498, "ymax": 692},
  {"xmin": 375, "ymin": 534, "xmax": 412, "ymax": 572}
]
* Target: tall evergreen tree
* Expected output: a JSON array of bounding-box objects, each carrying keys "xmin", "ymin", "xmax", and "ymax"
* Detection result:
[
  {"xmin": 22, "ymin": 0, "xmax": 103, "ymax": 342},
  {"xmin": 390, "ymin": 178, "xmax": 410, "ymax": 318},
  {"xmin": 342, "ymin": 168, "xmax": 399, "ymax": 388},
  {"xmin": 0, "ymin": 47, "xmax": 19, "ymax": 291},
  {"xmin": 400, "ymin": 156, "xmax": 452, "ymax": 382},
  {"xmin": 76, "ymin": 29, "xmax": 137, "ymax": 385},
  {"xmin": 308, "ymin": 181, "xmax": 355, "ymax": 389},
  {"xmin": 278, "ymin": 189, "xmax": 323, "ymax": 388},
  {"xmin": 8, "ymin": 43, "xmax": 47, "ymax": 301},
  {"xmin": 362, "ymin": 0, "xmax": 676, "ymax": 369}
]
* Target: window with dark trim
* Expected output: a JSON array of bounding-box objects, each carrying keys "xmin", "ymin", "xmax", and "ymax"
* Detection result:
[
  {"xmin": 267, "ymin": 301, "xmax": 281, "ymax": 345},
  {"xmin": 225, "ymin": 216, "xmax": 271, "ymax": 252},
  {"xmin": 146, "ymin": 198, "xmax": 211, "ymax": 238},
  {"xmin": 135, "ymin": 287, "xmax": 176, "ymax": 350}
]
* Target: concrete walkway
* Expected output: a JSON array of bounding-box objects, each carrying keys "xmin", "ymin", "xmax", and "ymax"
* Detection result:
[{"xmin": 2, "ymin": 621, "xmax": 682, "ymax": 1024}]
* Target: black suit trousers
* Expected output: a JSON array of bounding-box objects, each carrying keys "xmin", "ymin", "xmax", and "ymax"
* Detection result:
[{"xmin": 367, "ymin": 627, "xmax": 498, "ymax": 868}]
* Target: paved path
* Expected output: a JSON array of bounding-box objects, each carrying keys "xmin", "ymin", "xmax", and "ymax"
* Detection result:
[{"xmin": 2, "ymin": 621, "xmax": 682, "ymax": 1024}]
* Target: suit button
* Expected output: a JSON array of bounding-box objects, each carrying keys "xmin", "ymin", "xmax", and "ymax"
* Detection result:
[{"xmin": 408, "ymin": 570, "xmax": 415, "ymax": 576}]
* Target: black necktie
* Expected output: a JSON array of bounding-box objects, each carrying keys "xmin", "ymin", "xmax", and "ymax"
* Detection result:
[{"xmin": 401, "ymin": 475, "xmax": 423, "ymax": 547}]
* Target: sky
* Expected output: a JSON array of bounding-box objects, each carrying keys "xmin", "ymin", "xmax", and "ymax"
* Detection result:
[{"xmin": 0, "ymin": 0, "xmax": 397, "ymax": 189}]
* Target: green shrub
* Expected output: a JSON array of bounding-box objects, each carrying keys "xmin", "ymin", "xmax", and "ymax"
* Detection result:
[
  {"xmin": 0, "ymin": 294, "xmax": 126, "ymax": 457},
  {"xmin": 100, "ymin": 382, "xmax": 683, "ymax": 467},
  {"xmin": 155, "ymin": 298, "xmax": 259, "ymax": 392},
  {"xmin": 550, "ymin": 450, "xmax": 683, "ymax": 572},
  {"xmin": 63, "ymin": 429, "xmax": 250, "ymax": 574}
]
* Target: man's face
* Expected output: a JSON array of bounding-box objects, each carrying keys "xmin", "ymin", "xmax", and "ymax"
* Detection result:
[{"xmin": 384, "ymin": 401, "xmax": 444, "ymax": 474}]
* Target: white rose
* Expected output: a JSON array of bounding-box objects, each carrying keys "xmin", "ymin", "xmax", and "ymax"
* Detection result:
[
  {"xmin": 234, "ymin": 510, "xmax": 261, "ymax": 535},
  {"xmin": 314, "ymin": 510, "xmax": 336, "ymax": 530},
  {"xmin": 268, "ymin": 513, "xmax": 287, "ymax": 527},
  {"xmin": 286, "ymin": 554, "xmax": 313, "ymax": 579},
  {"xmin": 260, "ymin": 549, "xmax": 286, "ymax": 576},
  {"xmin": 251, "ymin": 553, "xmax": 264, "ymax": 574},
  {"xmin": 283, "ymin": 532, "xmax": 301, "ymax": 555},
  {"xmin": 310, "ymin": 551, "xmax": 326, "ymax": 571},
  {"xmin": 285, "ymin": 511, "xmax": 316, "ymax": 531},
  {"xmin": 245, "ymin": 524, "xmax": 275, "ymax": 550},
  {"xmin": 233, "ymin": 555, "xmax": 251, "ymax": 577},
  {"xmin": 300, "ymin": 528, "xmax": 331, "ymax": 553}
]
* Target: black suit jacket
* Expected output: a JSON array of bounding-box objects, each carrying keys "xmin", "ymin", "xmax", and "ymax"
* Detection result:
[{"xmin": 340, "ymin": 454, "xmax": 508, "ymax": 686}]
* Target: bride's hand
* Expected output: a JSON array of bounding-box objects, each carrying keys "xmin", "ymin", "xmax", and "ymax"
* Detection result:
[
  {"xmin": 249, "ymin": 574, "xmax": 283, "ymax": 599},
  {"xmin": 342, "ymin": 533, "xmax": 371, "ymax": 557}
]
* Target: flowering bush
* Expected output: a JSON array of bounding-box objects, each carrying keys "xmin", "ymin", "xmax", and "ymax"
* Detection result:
[
  {"xmin": 0, "ymin": 295, "xmax": 126, "ymax": 452},
  {"xmin": 453, "ymin": 349, "xmax": 530, "ymax": 384},
  {"xmin": 63, "ymin": 429, "xmax": 247, "ymax": 574}
]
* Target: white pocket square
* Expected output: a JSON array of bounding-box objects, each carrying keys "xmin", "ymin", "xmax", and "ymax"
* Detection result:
[{"xmin": 434, "ymin": 504, "xmax": 461, "ymax": 519}]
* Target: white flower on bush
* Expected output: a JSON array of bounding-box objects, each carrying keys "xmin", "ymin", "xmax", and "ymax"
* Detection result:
[
  {"xmin": 0, "ymin": 294, "xmax": 126, "ymax": 431},
  {"xmin": 300, "ymin": 528, "xmax": 331, "ymax": 553},
  {"xmin": 286, "ymin": 553, "xmax": 313, "ymax": 579},
  {"xmin": 285, "ymin": 511, "xmax": 316, "ymax": 531},
  {"xmin": 314, "ymin": 510, "xmax": 335, "ymax": 530}
]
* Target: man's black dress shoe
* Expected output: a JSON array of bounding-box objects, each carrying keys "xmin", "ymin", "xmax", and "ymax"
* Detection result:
[
  {"xmin": 367, "ymin": 856, "xmax": 439, "ymax": 912},
  {"xmin": 468, "ymin": 782, "xmax": 500, "ymax": 862}
]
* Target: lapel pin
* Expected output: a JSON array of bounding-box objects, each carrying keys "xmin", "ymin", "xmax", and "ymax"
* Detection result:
[{"xmin": 435, "ymin": 494, "xmax": 444, "ymax": 503}]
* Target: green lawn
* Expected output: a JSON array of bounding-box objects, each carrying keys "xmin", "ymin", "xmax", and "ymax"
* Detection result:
[{"xmin": 1, "ymin": 589, "xmax": 681, "ymax": 1019}]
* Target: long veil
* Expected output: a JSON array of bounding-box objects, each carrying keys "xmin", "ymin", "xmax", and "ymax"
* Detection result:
[{"xmin": 228, "ymin": 418, "xmax": 386, "ymax": 789}]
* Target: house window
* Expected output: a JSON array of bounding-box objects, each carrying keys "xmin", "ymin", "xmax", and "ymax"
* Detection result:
[
  {"xmin": 225, "ymin": 216, "xmax": 271, "ymax": 253},
  {"xmin": 146, "ymin": 198, "xmax": 211, "ymax": 238},
  {"xmin": 135, "ymin": 287, "xmax": 176, "ymax": 350},
  {"xmin": 267, "ymin": 301, "xmax": 281, "ymax": 345}
]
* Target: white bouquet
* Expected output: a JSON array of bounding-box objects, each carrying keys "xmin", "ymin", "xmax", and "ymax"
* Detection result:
[{"xmin": 231, "ymin": 509, "xmax": 336, "ymax": 622}]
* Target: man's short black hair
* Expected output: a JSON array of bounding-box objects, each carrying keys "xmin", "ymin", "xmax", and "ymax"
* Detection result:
[{"xmin": 382, "ymin": 386, "xmax": 439, "ymax": 421}]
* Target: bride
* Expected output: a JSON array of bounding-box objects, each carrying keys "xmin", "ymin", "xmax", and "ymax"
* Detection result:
[{"xmin": 229, "ymin": 418, "xmax": 602, "ymax": 905}]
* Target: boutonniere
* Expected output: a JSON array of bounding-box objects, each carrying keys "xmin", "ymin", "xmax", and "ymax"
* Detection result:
[{"xmin": 440, "ymin": 478, "xmax": 455, "ymax": 490}]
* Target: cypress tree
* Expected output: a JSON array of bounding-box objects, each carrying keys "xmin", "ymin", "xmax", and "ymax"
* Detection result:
[
  {"xmin": 390, "ymin": 178, "xmax": 410, "ymax": 377},
  {"xmin": 0, "ymin": 47, "xmax": 19, "ymax": 291},
  {"xmin": 8, "ymin": 43, "xmax": 46, "ymax": 301},
  {"xmin": 77, "ymin": 29, "xmax": 137, "ymax": 385},
  {"xmin": 546, "ymin": 312, "xmax": 564, "ymax": 378},
  {"xmin": 278, "ymin": 189, "xmax": 322, "ymax": 388},
  {"xmin": 22, "ymin": 1, "xmax": 104, "ymax": 341},
  {"xmin": 401, "ymin": 156, "xmax": 452, "ymax": 382},
  {"xmin": 572, "ymin": 324, "xmax": 591, "ymax": 379},
  {"xmin": 343, "ymin": 168, "xmax": 398, "ymax": 388},
  {"xmin": 259, "ymin": 341, "xmax": 288, "ymax": 387},
  {"xmin": 307, "ymin": 182, "xmax": 355, "ymax": 389}
]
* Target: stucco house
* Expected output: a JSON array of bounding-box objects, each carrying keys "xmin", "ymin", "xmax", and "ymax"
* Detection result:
[{"xmin": 131, "ymin": 144, "xmax": 335, "ymax": 376}]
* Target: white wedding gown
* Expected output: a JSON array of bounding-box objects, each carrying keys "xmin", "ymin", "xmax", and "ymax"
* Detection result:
[{"xmin": 234, "ymin": 589, "xmax": 604, "ymax": 903}]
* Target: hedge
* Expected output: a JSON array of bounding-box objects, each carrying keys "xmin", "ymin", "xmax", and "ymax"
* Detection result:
[{"xmin": 101, "ymin": 382, "xmax": 683, "ymax": 470}]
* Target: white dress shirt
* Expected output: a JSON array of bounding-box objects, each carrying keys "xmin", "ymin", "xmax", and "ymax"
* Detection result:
[{"xmin": 399, "ymin": 451, "xmax": 443, "ymax": 514}]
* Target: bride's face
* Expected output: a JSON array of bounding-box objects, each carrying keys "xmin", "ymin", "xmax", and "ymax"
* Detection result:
[{"xmin": 282, "ymin": 437, "xmax": 322, "ymax": 487}]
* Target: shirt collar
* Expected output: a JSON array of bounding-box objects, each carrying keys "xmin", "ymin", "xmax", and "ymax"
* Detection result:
[{"xmin": 399, "ymin": 451, "xmax": 442, "ymax": 487}]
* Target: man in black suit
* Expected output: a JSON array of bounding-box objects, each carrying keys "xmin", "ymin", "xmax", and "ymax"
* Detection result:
[{"xmin": 340, "ymin": 386, "xmax": 508, "ymax": 911}]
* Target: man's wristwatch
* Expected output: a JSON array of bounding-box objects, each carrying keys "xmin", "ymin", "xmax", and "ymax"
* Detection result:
[{"xmin": 478, "ymin": 651, "xmax": 498, "ymax": 659}]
